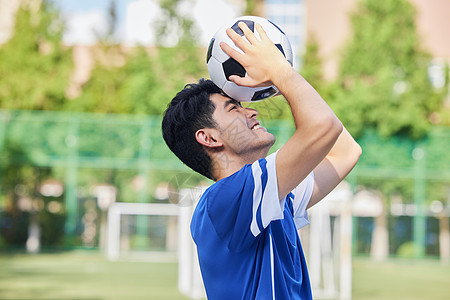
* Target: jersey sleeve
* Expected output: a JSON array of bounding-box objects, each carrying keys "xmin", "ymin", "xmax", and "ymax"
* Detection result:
[
  {"xmin": 206, "ymin": 151, "xmax": 283, "ymax": 252},
  {"xmin": 291, "ymin": 172, "xmax": 315, "ymax": 229}
]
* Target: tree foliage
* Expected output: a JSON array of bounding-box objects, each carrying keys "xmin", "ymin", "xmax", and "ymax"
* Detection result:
[
  {"xmin": 0, "ymin": 0, "xmax": 207, "ymax": 116},
  {"xmin": 67, "ymin": 0, "xmax": 207, "ymax": 115},
  {"xmin": 0, "ymin": 1, "xmax": 72, "ymax": 111},
  {"xmin": 152, "ymin": 0, "xmax": 208, "ymax": 108},
  {"xmin": 300, "ymin": 35, "xmax": 324, "ymax": 92},
  {"xmin": 327, "ymin": 0, "xmax": 443, "ymax": 139},
  {"xmin": 245, "ymin": 0, "xmax": 264, "ymax": 16},
  {"xmin": 296, "ymin": 0, "xmax": 450, "ymax": 209}
]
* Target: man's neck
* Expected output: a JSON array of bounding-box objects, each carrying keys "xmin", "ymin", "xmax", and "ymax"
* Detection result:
[{"xmin": 212, "ymin": 149, "xmax": 269, "ymax": 181}]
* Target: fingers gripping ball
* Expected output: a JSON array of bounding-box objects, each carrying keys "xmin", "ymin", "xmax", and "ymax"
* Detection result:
[{"xmin": 207, "ymin": 16, "xmax": 293, "ymax": 102}]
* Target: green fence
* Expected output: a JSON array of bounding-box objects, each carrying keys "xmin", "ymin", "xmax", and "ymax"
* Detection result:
[
  {"xmin": 0, "ymin": 109, "xmax": 449, "ymax": 255},
  {"xmin": 353, "ymin": 127, "xmax": 450, "ymax": 257}
]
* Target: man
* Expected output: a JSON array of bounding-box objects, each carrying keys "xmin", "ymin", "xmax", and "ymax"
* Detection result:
[{"xmin": 162, "ymin": 22, "xmax": 361, "ymax": 299}]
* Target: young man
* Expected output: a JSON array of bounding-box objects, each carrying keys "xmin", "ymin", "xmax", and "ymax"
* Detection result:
[{"xmin": 162, "ymin": 22, "xmax": 361, "ymax": 299}]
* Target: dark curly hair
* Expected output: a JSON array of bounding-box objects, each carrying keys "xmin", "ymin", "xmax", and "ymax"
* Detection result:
[{"xmin": 162, "ymin": 79, "xmax": 222, "ymax": 180}]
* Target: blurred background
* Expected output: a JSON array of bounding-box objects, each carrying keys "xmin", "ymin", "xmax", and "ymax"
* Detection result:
[{"xmin": 0, "ymin": 0, "xmax": 449, "ymax": 299}]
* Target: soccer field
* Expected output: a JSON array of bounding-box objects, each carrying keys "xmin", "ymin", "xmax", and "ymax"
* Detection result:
[
  {"xmin": 0, "ymin": 251, "xmax": 190, "ymax": 300},
  {"xmin": 0, "ymin": 251, "xmax": 449, "ymax": 299},
  {"xmin": 352, "ymin": 257, "xmax": 450, "ymax": 300}
]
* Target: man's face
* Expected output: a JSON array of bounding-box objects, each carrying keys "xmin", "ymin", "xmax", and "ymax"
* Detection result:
[{"xmin": 209, "ymin": 93, "xmax": 276, "ymax": 157}]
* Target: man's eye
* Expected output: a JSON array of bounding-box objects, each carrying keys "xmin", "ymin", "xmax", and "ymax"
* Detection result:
[{"xmin": 230, "ymin": 105, "xmax": 237, "ymax": 111}]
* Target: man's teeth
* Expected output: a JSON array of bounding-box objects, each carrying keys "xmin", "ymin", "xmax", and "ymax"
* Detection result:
[{"xmin": 252, "ymin": 125, "xmax": 261, "ymax": 130}]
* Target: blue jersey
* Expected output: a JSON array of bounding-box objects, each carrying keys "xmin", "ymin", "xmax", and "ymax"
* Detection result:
[{"xmin": 191, "ymin": 152, "xmax": 315, "ymax": 299}]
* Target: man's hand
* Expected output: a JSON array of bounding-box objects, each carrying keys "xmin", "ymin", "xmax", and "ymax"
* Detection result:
[{"xmin": 220, "ymin": 22, "xmax": 292, "ymax": 89}]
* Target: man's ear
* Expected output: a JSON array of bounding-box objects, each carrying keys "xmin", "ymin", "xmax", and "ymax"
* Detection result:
[{"xmin": 195, "ymin": 128, "xmax": 223, "ymax": 148}]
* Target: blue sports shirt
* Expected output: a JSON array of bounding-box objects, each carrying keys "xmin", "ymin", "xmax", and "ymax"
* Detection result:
[{"xmin": 190, "ymin": 151, "xmax": 315, "ymax": 299}]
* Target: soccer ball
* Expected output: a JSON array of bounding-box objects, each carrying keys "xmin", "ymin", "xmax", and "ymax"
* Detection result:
[{"xmin": 206, "ymin": 16, "xmax": 293, "ymax": 102}]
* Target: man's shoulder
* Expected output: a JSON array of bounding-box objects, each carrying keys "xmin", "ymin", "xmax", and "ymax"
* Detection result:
[
  {"xmin": 209, "ymin": 163, "xmax": 253, "ymax": 192},
  {"xmin": 196, "ymin": 163, "xmax": 256, "ymax": 214},
  {"xmin": 203, "ymin": 153, "xmax": 278, "ymax": 204}
]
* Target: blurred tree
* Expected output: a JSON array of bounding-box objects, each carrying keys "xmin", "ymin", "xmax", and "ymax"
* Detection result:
[
  {"xmin": 68, "ymin": 0, "xmax": 207, "ymax": 115},
  {"xmin": 153, "ymin": 0, "xmax": 208, "ymax": 99},
  {"xmin": 0, "ymin": 143, "xmax": 44, "ymax": 249},
  {"xmin": 0, "ymin": 1, "xmax": 72, "ymax": 110},
  {"xmin": 63, "ymin": 0, "xmax": 127, "ymax": 113},
  {"xmin": 328, "ymin": 0, "xmax": 443, "ymax": 139},
  {"xmin": 322, "ymin": 0, "xmax": 448, "ymax": 260},
  {"xmin": 300, "ymin": 34, "xmax": 324, "ymax": 92},
  {"xmin": 155, "ymin": 0, "xmax": 197, "ymax": 46},
  {"xmin": 63, "ymin": 50, "xmax": 131, "ymax": 113},
  {"xmin": 438, "ymin": 63, "xmax": 450, "ymax": 126},
  {"xmin": 120, "ymin": 47, "xmax": 160, "ymax": 114},
  {"xmin": 244, "ymin": 0, "xmax": 264, "ymax": 16}
]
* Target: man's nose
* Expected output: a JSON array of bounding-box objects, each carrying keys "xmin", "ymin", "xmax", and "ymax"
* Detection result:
[{"xmin": 245, "ymin": 107, "xmax": 258, "ymax": 119}]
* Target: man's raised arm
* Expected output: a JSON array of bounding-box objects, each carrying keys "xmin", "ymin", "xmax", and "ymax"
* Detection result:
[{"xmin": 221, "ymin": 22, "xmax": 345, "ymax": 200}]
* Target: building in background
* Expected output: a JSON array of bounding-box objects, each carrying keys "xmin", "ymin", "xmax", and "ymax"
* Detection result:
[
  {"xmin": 264, "ymin": 0, "xmax": 305, "ymax": 69},
  {"xmin": 305, "ymin": 0, "xmax": 450, "ymax": 81},
  {"xmin": 0, "ymin": 0, "xmax": 20, "ymax": 44},
  {"xmin": 0, "ymin": 0, "xmax": 34, "ymax": 45}
]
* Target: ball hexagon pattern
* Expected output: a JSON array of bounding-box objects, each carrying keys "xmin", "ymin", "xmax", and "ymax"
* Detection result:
[{"xmin": 207, "ymin": 16, "xmax": 293, "ymax": 102}]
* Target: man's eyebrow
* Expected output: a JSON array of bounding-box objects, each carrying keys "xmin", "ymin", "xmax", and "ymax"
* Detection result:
[{"xmin": 224, "ymin": 98, "xmax": 240, "ymax": 109}]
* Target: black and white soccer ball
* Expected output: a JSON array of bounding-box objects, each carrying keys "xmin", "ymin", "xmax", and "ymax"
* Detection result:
[{"xmin": 206, "ymin": 16, "xmax": 293, "ymax": 102}]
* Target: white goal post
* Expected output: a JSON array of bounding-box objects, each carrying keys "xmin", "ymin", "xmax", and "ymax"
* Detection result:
[
  {"xmin": 306, "ymin": 181, "xmax": 353, "ymax": 300},
  {"xmin": 105, "ymin": 192, "xmax": 206, "ymax": 299},
  {"xmin": 106, "ymin": 202, "xmax": 179, "ymax": 261}
]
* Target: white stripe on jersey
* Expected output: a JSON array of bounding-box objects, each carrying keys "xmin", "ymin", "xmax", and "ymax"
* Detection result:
[
  {"xmin": 250, "ymin": 152, "xmax": 284, "ymax": 237},
  {"xmin": 260, "ymin": 153, "xmax": 283, "ymax": 229},
  {"xmin": 269, "ymin": 233, "xmax": 276, "ymax": 300},
  {"xmin": 250, "ymin": 161, "xmax": 263, "ymax": 237}
]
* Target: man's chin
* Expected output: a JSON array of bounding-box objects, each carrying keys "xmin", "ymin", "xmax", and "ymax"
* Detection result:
[
  {"xmin": 267, "ymin": 133, "xmax": 276, "ymax": 147},
  {"xmin": 261, "ymin": 135, "xmax": 277, "ymax": 155}
]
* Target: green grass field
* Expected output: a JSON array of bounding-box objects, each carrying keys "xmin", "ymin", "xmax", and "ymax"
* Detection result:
[
  {"xmin": 0, "ymin": 251, "xmax": 190, "ymax": 300},
  {"xmin": 0, "ymin": 251, "xmax": 449, "ymax": 299},
  {"xmin": 352, "ymin": 257, "xmax": 450, "ymax": 300}
]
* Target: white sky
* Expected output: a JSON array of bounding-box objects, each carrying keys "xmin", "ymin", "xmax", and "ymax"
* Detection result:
[{"xmin": 52, "ymin": 0, "xmax": 241, "ymax": 46}]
